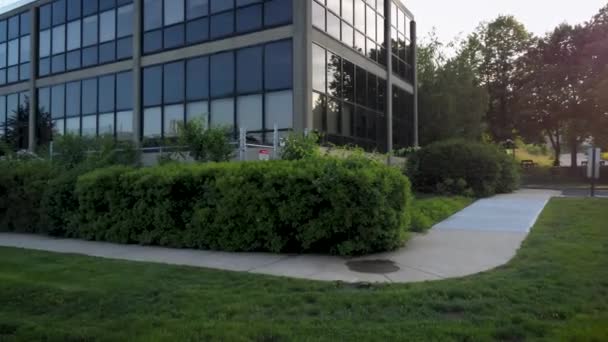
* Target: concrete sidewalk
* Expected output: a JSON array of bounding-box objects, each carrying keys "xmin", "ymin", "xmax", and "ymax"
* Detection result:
[{"xmin": 0, "ymin": 189, "xmax": 559, "ymax": 283}]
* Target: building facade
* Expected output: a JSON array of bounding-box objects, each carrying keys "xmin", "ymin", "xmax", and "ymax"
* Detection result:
[{"xmin": 0, "ymin": 0, "xmax": 416, "ymax": 153}]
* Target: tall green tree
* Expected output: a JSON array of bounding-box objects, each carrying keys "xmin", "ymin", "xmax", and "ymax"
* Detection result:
[
  {"xmin": 478, "ymin": 16, "xmax": 532, "ymax": 142},
  {"xmin": 417, "ymin": 33, "xmax": 488, "ymax": 145}
]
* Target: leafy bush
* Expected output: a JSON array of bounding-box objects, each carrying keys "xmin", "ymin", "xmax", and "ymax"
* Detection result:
[
  {"xmin": 280, "ymin": 132, "xmax": 320, "ymax": 160},
  {"xmin": 73, "ymin": 157, "xmax": 412, "ymax": 256},
  {"xmin": 411, "ymin": 196, "xmax": 474, "ymax": 232},
  {"xmin": 407, "ymin": 139, "xmax": 520, "ymax": 197},
  {"xmin": 0, "ymin": 160, "xmax": 58, "ymax": 233},
  {"xmin": 176, "ymin": 119, "xmax": 234, "ymax": 162}
]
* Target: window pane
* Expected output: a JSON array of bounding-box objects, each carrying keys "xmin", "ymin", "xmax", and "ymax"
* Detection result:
[
  {"xmin": 66, "ymin": 81, "xmax": 81, "ymax": 116},
  {"xmin": 164, "ymin": 104, "xmax": 184, "ymax": 137},
  {"xmin": 327, "ymin": 51, "xmax": 340, "ymax": 98},
  {"xmin": 210, "ymin": 0, "xmax": 233, "ymax": 14},
  {"xmin": 21, "ymin": 12, "xmax": 30, "ymax": 35},
  {"xmin": 83, "ymin": 0, "xmax": 98, "ymax": 16},
  {"xmin": 236, "ymin": 46, "xmax": 262, "ymax": 94},
  {"xmin": 210, "ymin": 98, "xmax": 234, "ymax": 128},
  {"xmin": 312, "ymin": 92, "xmax": 324, "ymax": 130},
  {"xmin": 82, "ymin": 45, "xmax": 98, "ymax": 66},
  {"xmin": 265, "ymin": 40, "xmax": 292, "ymax": 90},
  {"xmin": 342, "ymin": 0, "xmax": 353, "ymax": 24},
  {"xmin": 99, "ymin": 74, "xmax": 115, "ymax": 112},
  {"xmin": 143, "ymin": 65, "xmax": 162, "ymax": 106},
  {"xmin": 82, "ymin": 115, "xmax": 96, "ymax": 136},
  {"xmin": 67, "ymin": 0, "xmax": 82, "ymax": 21},
  {"xmin": 264, "ymin": 0, "xmax": 292, "ymax": 26},
  {"xmin": 237, "ymin": 95, "xmax": 262, "ymax": 131},
  {"xmin": 67, "ymin": 20, "xmax": 81, "ymax": 50},
  {"xmin": 116, "ymin": 71, "xmax": 133, "ymax": 109},
  {"xmin": 210, "ymin": 51, "xmax": 234, "ymax": 98},
  {"xmin": 143, "ymin": 106, "xmax": 161, "ymax": 137},
  {"xmin": 187, "ymin": 56, "xmax": 209, "ymax": 100},
  {"xmin": 51, "ymin": 84, "xmax": 65, "ymax": 118},
  {"xmin": 52, "ymin": 26, "xmax": 66, "ymax": 55},
  {"xmin": 164, "ymin": 61, "xmax": 185, "ymax": 103},
  {"xmin": 312, "ymin": 1, "xmax": 325, "ymax": 30},
  {"xmin": 66, "ymin": 50, "xmax": 81, "ymax": 69},
  {"xmin": 20, "ymin": 36, "xmax": 30, "ymax": 63},
  {"xmin": 53, "ymin": 119, "xmax": 65, "ymax": 136},
  {"xmin": 116, "ymin": 110, "xmax": 133, "ymax": 140},
  {"xmin": 100, "ymin": 0, "xmax": 116, "ymax": 11},
  {"xmin": 236, "ymin": 5, "xmax": 262, "ymax": 33},
  {"xmin": 39, "ymin": 30, "xmax": 50, "ymax": 57},
  {"xmin": 100, "ymin": 10, "xmax": 116, "ymax": 42},
  {"xmin": 163, "ymin": 24, "xmax": 185, "ymax": 49},
  {"xmin": 38, "ymin": 87, "xmax": 50, "ymax": 114},
  {"xmin": 99, "ymin": 112, "xmax": 115, "ymax": 136},
  {"xmin": 354, "ymin": 0, "xmax": 364, "ymax": 32},
  {"xmin": 99, "ymin": 41, "xmax": 116, "ymax": 63},
  {"xmin": 327, "ymin": 97, "xmax": 340, "ymax": 134},
  {"xmin": 312, "ymin": 44, "xmax": 325, "ymax": 92},
  {"xmin": 53, "ymin": 0, "xmax": 66, "ymax": 25},
  {"xmin": 210, "ymin": 12, "xmax": 234, "ymax": 39},
  {"xmin": 186, "ymin": 101, "xmax": 208, "ymax": 124},
  {"xmin": 265, "ymin": 90, "xmax": 292, "ymax": 130},
  {"xmin": 327, "ymin": 12, "xmax": 340, "ymax": 39},
  {"xmin": 66, "ymin": 116, "xmax": 80, "ymax": 135},
  {"xmin": 187, "ymin": 0, "xmax": 209, "ymax": 20},
  {"xmin": 143, "ymin": 30, "xmax": 162, "ymax": 53},
  {"xmin": 82, "ymin": 78, "xmax": 98, "ymax": 114},
  {"xmin": 83, "ymin": 15, "xmax": 99, "ymax": 46},
  {"xmin": 116, "ymin": 36, "xmax": 133, "ymax": 59},
  {"xmin": 164, "ymin": 0, "xmax": 185, "ymax": 25},
  {"xmin": 117, "ymin": 4, "xmax": 133, "ymax": 38},
  {"xmin": 39, "ymin": 5, "xmax": 52, "ymax": 30},
  {"xmin": 144, "ymin": 0, "xmax": 162, "ymax": 31},
  {"xmin": 186, "ymin": 17, "xmax": 208, "ymax": 44}
]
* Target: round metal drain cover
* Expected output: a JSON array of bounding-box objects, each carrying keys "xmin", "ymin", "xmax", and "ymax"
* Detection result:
[{"xmin": 346, "ymin": 259, "xmax": 400, "ymax": 274}]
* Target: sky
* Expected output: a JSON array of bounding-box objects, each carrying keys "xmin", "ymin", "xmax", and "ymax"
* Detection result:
[{"xmin": 407, "ymin": 0, "xmax": 607, "ymax": 44}]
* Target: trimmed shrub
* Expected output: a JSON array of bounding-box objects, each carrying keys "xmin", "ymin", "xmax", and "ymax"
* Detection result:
[
  {"xmin": 0, "ymin": 160, "xmax": 58, "ymax": 233},
  {"xmin": 407, "ymin": 140, "xmax": 520, "ymax": 197},
  {"xmin": 74, "ymin": 157, "xmax": 412, "ymax": 256}
]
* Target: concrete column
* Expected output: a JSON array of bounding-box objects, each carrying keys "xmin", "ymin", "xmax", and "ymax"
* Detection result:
[
  {"xmin": 132, "ymin": 0, "xmax": 142, "ymax": 145},
  {"xmin": 27, "ymin": 6, "xmax": 38, "ymax": 151},
  {"xmin": 292, "ymin": 0, "xmax": 312, "ymax": 131},
  {"xmin": 385, "ymin": 0, "xmax": 394, "ymax": 154},
  {"xmin": 411, "ymin": 20, "xmax": 419, "ymax": 147}
]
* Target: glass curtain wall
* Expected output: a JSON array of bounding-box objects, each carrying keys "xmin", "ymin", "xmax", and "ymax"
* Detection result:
[
  {"xmin": 0, "ymin": 11, "xmax": 31, "ymax": 85},
  {"xmin": 390, "ymin": 1, "xmax": 413, "ymax": 82}
]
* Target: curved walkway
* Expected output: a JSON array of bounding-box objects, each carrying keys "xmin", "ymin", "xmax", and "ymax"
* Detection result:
[{"xmin": 0, "ymin": 189, "xmax": 559, "ymax": 283}]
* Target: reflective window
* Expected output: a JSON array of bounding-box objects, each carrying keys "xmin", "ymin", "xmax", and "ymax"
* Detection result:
[
  {"xmin": 40, "ymin": 1, "xmax": 134, "ymax": 77},
  {"xmin": 187, "ymin": 57, "xmax": 209, "ymax": 100},
  {"xmin": 163, "ymin": 61, "xmax": 185, "ymax": 103},
  {"xmin": 51, "ymin": 84, "xmax": 65, "ymax": 118},
  {"xmin": 144, "ymin": 66, "xmax": 162, "ymax": 106},
  {"xmin": 187, "ymin": 101, "xmax": 208, "ymax": 123},
  {"xmin": 116, "ymin": 110, "xmax": 133, "ymax": 140},
  {"xmin": 210, "ymin": 51, "xmax": 234, "ymax": 98},
  {"xmin": 144, "ymin": 107, "xmax": 162, "ymax": 137},
  {"xmin": 0, "ymin": 11, "xmax": 30, "ymax": 83},
  {"xmin": 143, "ymin": 0, "xmax": 292, "ymax": 54},
  {"xmin": 391, "ymin": 1, "xmax": 413, "ymax": 82},
  {"xmin": 163, "ymin": 104, "xmax": 184, "ymax": 136},
  {"xmin": 237, "ymin": 95, "xmax": 262, "ymax": 131},
  {"xmin": 116, "ymin": 71, "xmax": 133, "ymax": 110},
  {"xmin": 99, "ymin": 74, "xmax": 116, "ymax": 112},
  {"xmin": 237, "ymin": 46, "xmax": 262, "ymax": 93},
  {"xmin": 82, "ymin": 78, "xmax": 97, "ymax": 115},
  {"xmin": 66, "ymin": 81, "xmax": 81, "ymax": 116},
  {"xmin": 82, "ymin": 115, "xmax": 96, "ymax": 136},
  {"xmin": 265, "ymin": 90, "xmax": 292, "ymax": 130},
  {"xmin": 99, "ymin": 112, "xmax": 115, "ymax": 136},
  {"xmin": 210, "ymin": 98, "xmax": 234, "ymax": 128},
  {"xmin": 265, "ymin": 40, "xmax": 292, "ymax": 90}
]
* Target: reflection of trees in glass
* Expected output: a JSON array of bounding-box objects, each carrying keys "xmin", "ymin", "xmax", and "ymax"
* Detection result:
[{"xmin": 3, "ymin": 97, "xmax": 53, "ymax": 151}]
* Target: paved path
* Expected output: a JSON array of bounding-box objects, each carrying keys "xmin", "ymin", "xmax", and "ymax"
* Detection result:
[{"xmin": 0, "ymin": 189, "xmax": 559, "ymax": 283}]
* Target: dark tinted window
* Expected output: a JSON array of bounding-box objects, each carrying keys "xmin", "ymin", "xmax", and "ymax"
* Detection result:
[
  {"xmin": 187, "ymin": 0, "xmax": 209, "ymax": 19},
  {"xmin": 82, "ymin": 46, "xmax": 98, "ymax": 66},
  {"xmin": 264, "ymin": 40, "xmax": 292, "ymax": 90},
  {"xmin": 116, "ymin": 71, "xmax": 133, "ymax": 110},
  {"xmin": 52, "ymin": 0, "xmax": 67, "ymax": 25},
  {"xmin": 51, "ymin": 84, "xmax": 65, "ymax": 118},
  {"xmin": 143, "ymin": 30, "xmax": 162, "ymax": 53},
  {"xmin": 210, "ymin": 0, "xmax": 233, "ymax": 13},
  {"xmin": 236, "ymin": 46, "xmax": 262, "ymax": 93},
  {"xmin": 163, "ymin": 61, "xmax": 185, "ymax": 103},
  {"xmin": 39, "ymin": 5, "xmax": 52, "ymax": 29},
  {"xmin": 186, "ymin": 18, "xmax": 208, "ymax": 44},
  {"xmin": 264, "ymin": 0, "xmax": 292, "ymax": 26},
  {"xmin": 164, "ymin": 24, "xmax": 185, "ymax": 49},
  {"xmin": 116, "ymin": 37, "xmax": 133, "ymax": 59},
  {"xmin": 99, "ymin": 41, "xmax": 116, "ymax": 63},
  {"xmin": 82, "ymin": 78, "xmax": 98, "ymax": 114},
  {"xmin": 99, "ymin": 74, "xmax": 115, "ymax": 112},
  {"xmin": 83, "ymin": 0, "xmax": 99, "ymax": 16},
  {"xmin": 210, "ymin": 51, "xmax": 234, "ymax": 98},
  {"xmin": 187, "ymin": 57, "xmax": 209, "ymax": 100},
  {"xmin": 20, "ymin": 12, "xmax": 30, "ymax": 35},
  {"xmin": 210, "ymin": 12, "xmax": 234, "ymax": 39},
  {"xmin": 236, "ymin": 5, "xmax": 262, "ymax": 33},
  {"xmin": 67, "ymin": 0, "xmax": 82, "ymax": 20},
  {"xmin": 66, "ymin": 81, "xmax": 81, "ymax": 116},
  {"xmin": 143, "ymin": 65, "xmax": 162, "ymax": 106}
]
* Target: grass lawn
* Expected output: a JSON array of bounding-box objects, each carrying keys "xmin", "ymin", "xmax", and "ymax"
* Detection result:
[
  {"xmin": 411, "ymin": 195, "xmax": 475, "ymax": 232},
  {"xmin": 1, "ymin": 198, "xmax": 607, "ymax": 341}
]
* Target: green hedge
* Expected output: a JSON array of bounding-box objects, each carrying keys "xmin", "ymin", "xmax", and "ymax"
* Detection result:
[
  {"xmin": 72, "ymin": 158, "xmax": 412, "ymax": 256},
  {"xmin": 407, "ymin": 140, "xmax": 520, "ymax": 197},
  {"xmin": 0, "ymin": 161, "xmax": 58, "ymax": 233}
]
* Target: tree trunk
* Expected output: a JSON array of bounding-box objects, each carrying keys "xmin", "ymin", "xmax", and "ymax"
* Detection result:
[{"xmin": 548, "ymin": 132, "xmax": 561, "ymax": 167}]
